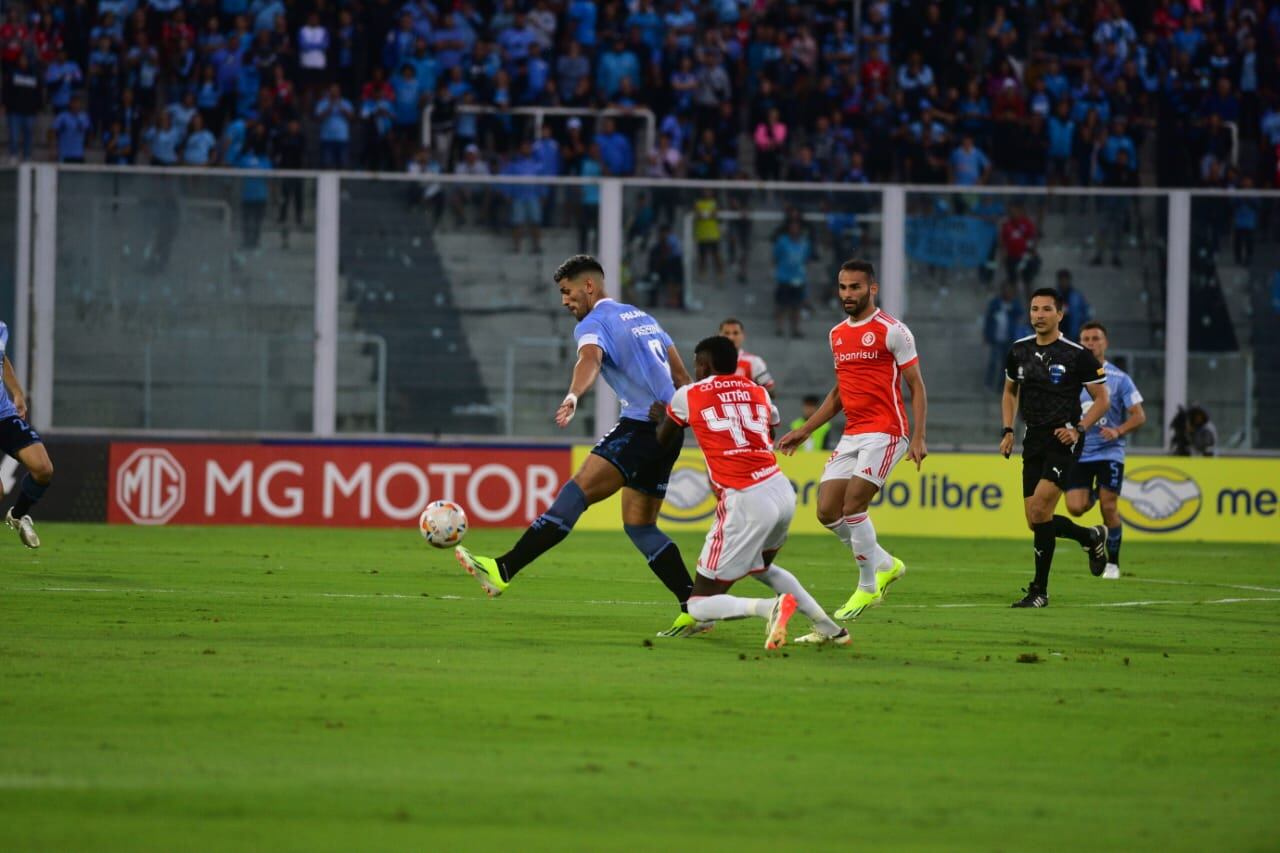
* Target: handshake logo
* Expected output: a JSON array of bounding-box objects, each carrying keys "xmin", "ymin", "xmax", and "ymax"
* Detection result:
[
  {"xmin": 660, "ymin": 454, "xmax": 718, "ymax": 523},
  {"xmin": 1118, "ymin": 466, "xmax": 1203, "ymax": 532}
]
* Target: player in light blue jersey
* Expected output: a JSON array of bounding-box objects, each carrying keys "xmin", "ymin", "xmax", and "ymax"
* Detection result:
[
  {"xmin": 1064, "ymin": 321, "xmax": 1146, "ymax": 579},
  {"xmin": 456, "ymin": 255, "xmax": 709, "ymax": 637},
  {"xmin": 0, "ymin": 321, "xmax": 54, "ymax": 548}
]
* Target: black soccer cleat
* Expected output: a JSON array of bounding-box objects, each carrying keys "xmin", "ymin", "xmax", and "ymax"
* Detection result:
[
  {"xmin": 1085, "ymin": 524, "xmax": 1108, "ymax": 577},
  {"xmin": 1011, "ymin": 586, "xmax": 1049, "ymax": 608}
]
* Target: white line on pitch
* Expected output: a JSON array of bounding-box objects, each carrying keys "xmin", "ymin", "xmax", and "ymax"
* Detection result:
[{"xmin": 8, "ymin": 585, "xmax": 1280, "ymax": 611}]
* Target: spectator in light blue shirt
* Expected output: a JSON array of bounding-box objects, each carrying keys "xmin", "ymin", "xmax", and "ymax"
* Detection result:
[
  {"xmin": 182, "ymin": 114, "xmax": 218, "ymax": 164},
  {"xmin": 1047, "ymin": 100, "xmax": 1076, "ymax": 184},
  {"xmin": 249, "ymin": 0, "xmax": 285, "ymax": 33},
  {"xmin": 144, "ymin": 110, "xmax": 184, "ymax": 164},
  {"xmin": 567, "ymin": 0, "xmax": 596, "ymax": 49},
  {"xmin": 46, "ymin": 50, "xmax": 84, "ymax": 110},
  {"xmin": 497, "ymin": 12, "xmax": 535, "ymax": 66},
  {"xmin": 627, "ymin": 2, "xmax": 665, "ymax": 53},
  {"xmin": 502, "ymin": 139, "xmax": 543, "ymax": 253},
  {"xmin": 167, "ymin": 91, "xmax": 198, "ymax": 134},
  {"xmin": 773, "ymin": 218, "xmax": 812, "ymax": 338},
  {"xmin": 596, "ymin": 38, "xmax": 640, "ymax": 100},
  {"xmin": 595, "ymin": 116, "xmax": 634, "ymax": 175},
  {"xmin": 949, "ymin": 135, "xmax": 991, "ymax": 186},
  {"xmin": 433, "ymin": 13, "xmax": 471, "ymax": 70},
  {"xmin": 315, "ymin": 84, "xmax": 354, "ymax": 168},
  {"xmin": 392, "ymin": 64, "xmax": 422, "ymax": 129},
  {"xmin": 409, "ymin": 37, "xmax": 437, "ymax": 96},
  {"xmin": 236, "ymin": 132, "xmax": 272, "ymax": 249},
  {"xmin": 52, "ymin": 97, "xmax": 92, "ymax": 162}
]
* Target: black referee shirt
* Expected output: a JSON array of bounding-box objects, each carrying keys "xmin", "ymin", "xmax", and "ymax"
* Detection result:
[{"xmin": 1005, "ymin": 334, "xmax": 1106, "ymax": 429}]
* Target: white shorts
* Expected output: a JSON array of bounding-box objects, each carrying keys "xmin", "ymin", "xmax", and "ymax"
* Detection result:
[
  {"xmin": 697, "ymin": 473, "xmax": 796, "ymax": 582},
  {"xmin": 820, "ymin": 432, "xmax": 909, "ymax": 488}
]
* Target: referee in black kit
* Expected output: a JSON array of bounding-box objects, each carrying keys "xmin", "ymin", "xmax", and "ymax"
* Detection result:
[{"xmin": 1000, "ymin": 287, "xmax": 1111, "ymax": 608}]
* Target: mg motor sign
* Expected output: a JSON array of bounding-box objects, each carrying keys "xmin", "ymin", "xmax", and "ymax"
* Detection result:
[
  {"xmin": 107, "ymin": 442, "xmax": 570, "ymax": 527},
  {"xmin": 115, "ymin": 448, "xmax": 187, "ymax": 525}
]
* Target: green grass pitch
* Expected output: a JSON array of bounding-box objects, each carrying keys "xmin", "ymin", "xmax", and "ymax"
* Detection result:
[{"xmin": 1, "ymin": 524, "xmax": 1277, "ymax": 851}]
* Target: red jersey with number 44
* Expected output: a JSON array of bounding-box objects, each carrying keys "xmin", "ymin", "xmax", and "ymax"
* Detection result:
[
  {"xmin": 667, "ymin": 374, "xmax": 782, "ymax": 491},
  {"xmin": 829, "ymin": 309, "xmax": 919, "ymax": 437}
]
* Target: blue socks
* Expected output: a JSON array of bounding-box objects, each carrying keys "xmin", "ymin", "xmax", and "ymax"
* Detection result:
[
  {"xmin": 625, "ymin": 524, "xmax": 693, "ymax": 607},
  {"xmin": 499, "ymin": 481, "xmax": 589, "ymax": 579},
  {"xmin": 1106, "ymin": 525, "xmax": 1122, "ymax": 565},
  {"xmin": 11, "ymin": 474, "xmax": 47, "ymax": 520}
]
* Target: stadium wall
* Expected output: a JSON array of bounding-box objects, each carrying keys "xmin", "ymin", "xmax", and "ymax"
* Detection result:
[{"xmin": 15, "ymin": 436, "xmax": 1277, "ymax": 544}]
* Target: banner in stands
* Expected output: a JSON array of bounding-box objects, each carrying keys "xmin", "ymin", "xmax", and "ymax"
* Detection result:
[
  {"xmin": 905, "ymin": 215, "xmax": 997, "ymax": 270},
  {"xmin": 573, "ymin": 447, "xmax": 1278, "ymax": 544},
  {"xmin": 107, "ymin": 442, "xmax": 570, "ymax": 527}
]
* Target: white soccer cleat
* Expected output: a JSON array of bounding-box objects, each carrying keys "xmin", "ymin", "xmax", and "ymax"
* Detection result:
[
  {"xmin": 1102, "ymin": 563, "xmax": 1121, "ymax": 580},
  {"xmin": 793, "ymin": 628, "xmax": 852, "ymax": 647},
  {"xmin": 5, "ymin": 509, "xmax": 40, "ymax": 549}
]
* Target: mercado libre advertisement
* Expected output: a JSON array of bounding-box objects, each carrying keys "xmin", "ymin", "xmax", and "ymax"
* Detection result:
[{"xmin": 573, "ymin": 447, "xmax": 1279, "ymax": 545}]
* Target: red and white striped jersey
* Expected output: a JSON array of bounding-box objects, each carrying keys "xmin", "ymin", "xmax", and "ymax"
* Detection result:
[
  {"xmin": 667, "ymin": 374, "xmax": 782, "ymax": 491},
  {"xmin": 828, "ymin": 309, "xmax": 919, "ymax": 437},
  {"xmin": 734, "ymin": 349, "xmax": 775, "ymax": 390}
]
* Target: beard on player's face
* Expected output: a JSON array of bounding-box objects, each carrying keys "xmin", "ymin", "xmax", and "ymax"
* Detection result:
[{"xmin": 842, "ymin": 291, "xmax": 869, "ymax": 316}]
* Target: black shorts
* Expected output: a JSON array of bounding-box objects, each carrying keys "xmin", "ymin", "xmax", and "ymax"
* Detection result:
[
  {"xmin": 774, "ymin": 284, "xmax": 807, "ymax": 307},
  {"xmin": 1021, "ymin": 425, "xmax": 1084, "ymax": 498},
  {"xmin": 0, "ymin": 414, "xmax": 41, "ymax": 458},
  {"xmin": 591, "ymin": 417, "xmax": 684, "ymax": 497},
  {"xmin": 1067, "ymin": 459, "xmax": 1125, "ymax": 495}
]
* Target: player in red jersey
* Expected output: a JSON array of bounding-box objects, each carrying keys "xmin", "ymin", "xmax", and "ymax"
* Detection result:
[
  {"xmin": 655, "ymin": 335, "xmax": 848, "ymax": 649},
  {"xmin": 717, "ymin": 317, "xmax": 775, "ymax": 391},
  {"xmin": 777, "ymin": 259, "xmax": 928, "ymax": 622}
]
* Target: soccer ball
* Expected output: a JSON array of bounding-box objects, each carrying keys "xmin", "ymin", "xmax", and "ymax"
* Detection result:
[{"xmin": 420, "ymin": 500, "xmax": 468, "ymax": 548}]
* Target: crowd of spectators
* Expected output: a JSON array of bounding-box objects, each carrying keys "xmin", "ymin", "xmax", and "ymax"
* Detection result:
[{"xmin": 0, "ymin": 0, "xmax": 1278, "ymax": 191}]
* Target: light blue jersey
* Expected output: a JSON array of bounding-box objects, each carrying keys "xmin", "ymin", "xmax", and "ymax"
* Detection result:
[
  {"xmin": 1080, "ymin": 361, "xmax": 1142, "ymax": 463},
  {"xmin": 573, "ymin": 298, "xmax": 675, "ymax": 421},
  {"xmin": 0, "ymin": 322, "xmax": 15, "ymax": 419}
]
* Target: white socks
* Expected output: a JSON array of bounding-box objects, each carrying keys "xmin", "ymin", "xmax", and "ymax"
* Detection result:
[
  {"xmin": 687, "ymin": 594, "xmax": 775, "ymax": 622},
  {"xmin": 824, "ymin": 517, "xmax": 853, "ymax": 549},
  {"xmin": 845, "ymin": 512, "xmax": 892, "ymax": 592},
  {"xmin": 756, "ymin": 565, "xmax": 842, "ymax": 637}
]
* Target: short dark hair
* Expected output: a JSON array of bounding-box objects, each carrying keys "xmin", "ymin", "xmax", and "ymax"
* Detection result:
[
  {"xmin": 719, "ymin": 317, "xmax": 744, "ymax": 330},
  {"xmin": 553, "ymin": 254, "xmax": 604, "ymax": 283},
  {"xmin": 840, "ymin": 258, "xmax": 876, "ymax": 280},
  {"xmin": 1029, "ymin": 287, "xmax": 1063, "ymax": 309},
  {"xmin": 694, "ymin": 335, "xmax": 739, "ymax": 375},
  {"xmin": 802, "ymin": 394, "xmax": 821, "ymax": 406},
  {"xmin": 1056, "ymin": 268, "xmax": 1072, "ymax": 281},
  {"xmin": 1080, "ymin": 320, "xmax": 1108, "ymax": 336}
]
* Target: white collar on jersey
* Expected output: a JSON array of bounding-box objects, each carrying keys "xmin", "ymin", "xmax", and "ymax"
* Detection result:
[{"xmin": 844, "ymin": 309, "xmax": 881, "ymax": 328}]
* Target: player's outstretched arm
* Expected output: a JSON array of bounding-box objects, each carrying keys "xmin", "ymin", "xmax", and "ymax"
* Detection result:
[
  {"xmin": 902, "ymin": 362, "xmax": 928, "ymax": 470},
  {"xmin": 1000, "ymin": 379, "xmax": 1018, "ymax": 458},
  {"xmin": 666, "ymin": 344, "xmax": 691, "ymax": 387},
  {"xmin": 777, "ymin": 384, "xmax": 841, "ymax": 455},
  {"xmin": 2, "ymin": 356, "xmax": 27, "ymax": 421},
  {"xmin": 555, "ymin": 344, "xmax": 603, "ymax": 428}
]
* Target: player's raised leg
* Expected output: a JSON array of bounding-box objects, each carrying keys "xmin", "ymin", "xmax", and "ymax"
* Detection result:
[
  {"xmin": 456, "ymin": 453, "xmax": 621, "ymax": 597},
  {"xmin": 5, "ymin": 439, "xmax": 52, "ymax": 549},
  {"xmin": 757, "ymin": 558, "xmax": 849, "ymax": 647}
]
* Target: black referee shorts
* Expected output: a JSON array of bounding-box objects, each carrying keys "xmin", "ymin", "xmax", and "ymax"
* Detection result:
[
  {"xmin": 1021, "ymin": 425, "xmax": 1084, "ymax": 498},
  {"xmin": 591, "ymin": 417, "xmax": 684, "ymax": 497}
]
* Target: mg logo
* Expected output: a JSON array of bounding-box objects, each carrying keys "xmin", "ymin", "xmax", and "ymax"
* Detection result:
[{"xmin": 116, "ymin": 448, "xmax": 186, "ymax": 525}]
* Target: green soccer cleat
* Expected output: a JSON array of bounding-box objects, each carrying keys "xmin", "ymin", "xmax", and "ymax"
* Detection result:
[
  {"xmin": 454, "ymin": 545, "xmax": 508, "ymax": 598},
  {"xmin": 834, "ymin": 587, "xmax": 880, "ymax": 621},
  {"xmin": 875, "ymin": 557, "xmax": 907, "ymax": 599},
  {"xmin": 656, "ymin": 612, "xmax": 715, "ymax": 638}
]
